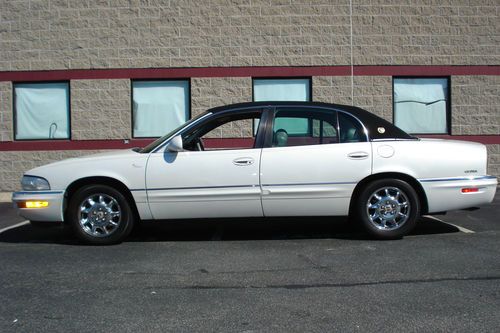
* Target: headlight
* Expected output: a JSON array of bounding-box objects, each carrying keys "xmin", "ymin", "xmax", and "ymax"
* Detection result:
[{"xmin": 21, "ymin": 176, "xmax": 50, "ymax": 191}]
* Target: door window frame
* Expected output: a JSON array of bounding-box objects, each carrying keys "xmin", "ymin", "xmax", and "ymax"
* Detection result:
[
  {"xmin": 263, "ymin": 106, "xmax": 369, "ymax": 148},
  {"xmin": 263, "ymin": 106, "xmax": 339, "ymax": 148},
  {"xmin": 176, "ymin": 107, "xmax": 271, "ymax": 152}
]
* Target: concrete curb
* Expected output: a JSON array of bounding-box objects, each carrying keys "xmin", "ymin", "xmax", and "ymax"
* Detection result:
[{"xmin": 0, "ymin": 192, "xmax": 12, "ymax": 203}]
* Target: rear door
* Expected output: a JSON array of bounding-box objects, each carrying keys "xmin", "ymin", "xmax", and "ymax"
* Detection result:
[{"xmin": 260, "ymin": 107, "xmax": 372, "ymax": 216}]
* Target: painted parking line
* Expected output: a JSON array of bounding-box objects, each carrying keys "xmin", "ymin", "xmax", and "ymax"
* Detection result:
[
  {"xmin": 0, "ymin": 220, "xmax": 29, "ymax": 235},
  {"xmin": 424, "ymin": 215, "xmax": 475, "ymax": 234}
]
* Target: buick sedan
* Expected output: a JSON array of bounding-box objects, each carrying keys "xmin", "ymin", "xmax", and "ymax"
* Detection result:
[{"xmin": 12, "ymin": 102, "xmax": 497, "ymax": 244}]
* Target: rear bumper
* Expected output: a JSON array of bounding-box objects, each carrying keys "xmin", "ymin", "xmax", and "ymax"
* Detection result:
[
  {"xmin": 11, "ymin": 191, "xmax": 65, "ymax": 222},
  {"xmin": 419, "ymin": 176, "xmax": 497, "ymax": 213}
]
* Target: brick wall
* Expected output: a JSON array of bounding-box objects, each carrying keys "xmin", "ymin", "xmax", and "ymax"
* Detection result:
[
  {"xmin": 71, "ymin": 79, "xmax": 131, "ymax": 140},
  {"xmin": 352, "ymin": 0, "xmax": 499, "ymax": 65},
  {"xmin": 0, "ymin": 150, "xmax": 106, "ymax": 191},
  {"xmin": 191, "ymin": 77, "xmax": 252, "ymax": 117},
  {"xmin": 0, "ymin": 1, "xmax": 498, "ymax": 71},
  {"xmin": 452, "ymin": 76, "xmax": 500, "ymax": 135},
  {"xmin": 488, "ymin": 145, "xmax": 500, "ymax": 179},
  {"xmin": 0, "ymin": 82, "xmax": 12, "ymax": 141}
]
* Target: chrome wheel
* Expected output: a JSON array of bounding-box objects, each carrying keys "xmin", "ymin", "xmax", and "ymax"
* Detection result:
[
  {"xmin": 366, "ymin": 186, "xmax": 410, "ymax": 231},
  {"xmin": 78, "ymin": 193, "xmax": 121, "ymax": 237}
]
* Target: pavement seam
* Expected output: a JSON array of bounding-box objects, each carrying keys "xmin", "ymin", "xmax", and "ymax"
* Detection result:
[{"xmin": 0, "ymin": 220, "xmax": 29, "ymax": 234}]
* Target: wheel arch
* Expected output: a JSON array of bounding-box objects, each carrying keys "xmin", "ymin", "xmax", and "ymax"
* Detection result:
[
  {"xmin": 64, "ymin": 176, "xmax": 140, "ymax": 222},
  {"xmin": 349, "ymin": 172, "xmax": 429, "ymax": 215}
]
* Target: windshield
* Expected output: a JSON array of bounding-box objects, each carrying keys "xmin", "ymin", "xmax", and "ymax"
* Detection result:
[{"xmin": 139, "ymin": 112, "xmax": 210, "ymax": 153}]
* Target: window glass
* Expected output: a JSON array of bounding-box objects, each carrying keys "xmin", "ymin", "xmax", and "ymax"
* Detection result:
[
  {"xmin": 338, "ymin": 112, "xmax": 366, "ymax": 143},
  {"xmin": 272, "ymin": 109, "xmax": 338, "ymax": 147},
  {"xmin": 253, "ymin": 78, "xmax": 310, "ymax": 102},
  {"xmin": 253, "ymin": 78, "xmax": 311, "ymax": 135},
  {"xmin": 182, "ymin": 111, "xmax": 262, "ymax": 151},
  {"xmin": 14, "ymin": 82, "xmax": 70, "ymax": 140},
  {"xmin": 393, "ymin": 78, "xmax": 448, "ymax": 134},
  {"xmin": 133, "ymin": 80, "xmax": 189, "ymax": 138}
]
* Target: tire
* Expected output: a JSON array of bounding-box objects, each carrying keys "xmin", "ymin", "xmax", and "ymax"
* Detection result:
[
  {"xmin": 355, "ymin": 179, "xmax": 420, "ymax": 240},
  {"xmin": 67, "ymin": 184, "xmax": 135, "ymax": 245}
]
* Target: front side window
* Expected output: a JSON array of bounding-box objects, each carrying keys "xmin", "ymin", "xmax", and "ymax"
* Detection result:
[
  {"xmin": 393, "ymin": 77, "xmax": 449, "ymax": 134},
  {"xmin": 182, "ymin": 111, "xmax": 262, "ymax": 151},
  {"xmin": 132, "ymin": 80, "xmax": 190, "ymax": 138},
  {"xmin": 271, "ymin": 109, "xmax": 338, "ymax": 147},
  {"xmin": 14, "ymin": 82, "xmax": 70, "ymax": 140}
]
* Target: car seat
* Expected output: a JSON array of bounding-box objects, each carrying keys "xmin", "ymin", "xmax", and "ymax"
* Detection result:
[{"xmin": 273, "ymin": 129, "xmax": 288, "ymax": 147}]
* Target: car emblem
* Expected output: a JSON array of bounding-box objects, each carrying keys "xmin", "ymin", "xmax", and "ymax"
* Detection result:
[{"xmin": 377, "ymin": 127, "xmax": 385, "ymax": 134}]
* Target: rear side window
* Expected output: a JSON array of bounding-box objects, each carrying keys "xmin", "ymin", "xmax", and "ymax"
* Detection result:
[
  {"xmin": 338, "ymin": 112, "xmax": 367, "ymax": 143},
  {"xmin": 271, "ymin": 109, "xmax": 338, "ymax": 147}
]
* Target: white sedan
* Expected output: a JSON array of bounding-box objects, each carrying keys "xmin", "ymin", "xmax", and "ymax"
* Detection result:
[{"xmin": 12, "ymin": 102, "xmax": 497, "ymax": 244}]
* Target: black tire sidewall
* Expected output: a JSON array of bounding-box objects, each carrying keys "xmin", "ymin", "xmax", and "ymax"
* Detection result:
[
  {"xmin": 356, "ymin": 179, "xmax": 420, "ymax": 240},
  {"xmin": 67, "ymin": 184, "xmax": 134, "ymax": 245}
]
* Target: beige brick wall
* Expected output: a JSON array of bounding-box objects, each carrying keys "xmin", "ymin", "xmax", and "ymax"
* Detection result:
[
  {"xmin": 191, "ymin": 77, "xmax": 253, "ymax": 138},
  {"xmin": 353, "ymin": 76, "xmax": 392, "ymax": 122},
  {"xmin": 0, "ymin": 82, "xmax": 12, "ymax": 141},
  {"xmin": 487, "ymin": 145, "xmax": 500, "ymax": 179},
  {"xmin": 452, "ymin": 76, "xmax": 500, "ymax": 135},
  {"xmin": 191, "ymin": 77, "xmax": 252, "ymax": 116},
  {"xmin": 352, "ymin": 0, "xmax": 499, "ymax": 65},
  {"xmin": 312, "ymin": 76, "xmax": 352, "ymax": 105},
  {"xmin": 71, "ymin": 79, "xmax": 131, "ymax": 140},
  {"xmin": 1, "ymin": 1, "xmax": 498, "ymax": 71},
  {"xmin": 312, "ymin": 76, "xmax": 393, "ymax": 122},
  {"xmin": 0, "ymin": 150, "xmax": 106, "ymax": 191}
]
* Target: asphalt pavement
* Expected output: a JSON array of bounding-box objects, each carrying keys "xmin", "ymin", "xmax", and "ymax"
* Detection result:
[{"xmin": 0, "ymin": 191, "xmax": 499, "ymax": 332}]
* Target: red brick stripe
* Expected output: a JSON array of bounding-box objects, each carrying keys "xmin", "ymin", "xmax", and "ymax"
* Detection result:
[
  {"xmin": 0, "ymin": 135, "xmax": 498, "ymax": 151},
  {"xmin": 0, "ymin": 65, "xmax": 499, "ymax": 82}
]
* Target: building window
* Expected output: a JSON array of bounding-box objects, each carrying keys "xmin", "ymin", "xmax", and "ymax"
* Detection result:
[
  {"xmin": 14, "ymin": 82, "xmax": 70, "ymax": 140},
  {"xmin": 393, "ymin": 77, "xmax": 449, "ymax": 134},
  {"xmin": 253, "ymin": 78, "xmax": 311, "ymax": 102},
  {"xmin": 132, "ymin": 80, "xmax": 190, "ymax": 138}
]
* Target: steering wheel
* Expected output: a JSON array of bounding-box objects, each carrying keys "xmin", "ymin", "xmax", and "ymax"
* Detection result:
[{"xmin": 195, "ymin": 138, "xmax": 205, "ymax": 151}]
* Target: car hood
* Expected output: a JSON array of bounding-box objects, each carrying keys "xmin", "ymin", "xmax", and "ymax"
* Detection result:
[{"xmin": 25, "ymin": 149, "xmax": 141, "ymax": 176}]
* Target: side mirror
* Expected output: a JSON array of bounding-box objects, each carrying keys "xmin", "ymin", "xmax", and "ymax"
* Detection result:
[{"xmin": 165, "ymin": 135, "xmax": 183, "ymax": 152}]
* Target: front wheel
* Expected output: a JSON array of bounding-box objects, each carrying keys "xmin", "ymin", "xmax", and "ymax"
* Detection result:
[
  {"xmin": 355, "ymin": 179, "xmax": 420, "ymax": 240},
  {"xmin": 67, "ymin": 184, "xmax": 135, "ymax": 245}
]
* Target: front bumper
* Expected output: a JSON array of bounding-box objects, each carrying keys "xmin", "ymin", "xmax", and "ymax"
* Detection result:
[
  {"xmin": 420, "ymin": 175, "xmax": 497, "ymax": 213},
  {"xmin": 12, "ymin": 191, "xmax": 65, "ymax": 222}
]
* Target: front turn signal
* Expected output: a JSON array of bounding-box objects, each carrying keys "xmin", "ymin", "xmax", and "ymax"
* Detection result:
[{"xmin": 18, "ymin": 201, "xmax": 49, "ymax": 208}]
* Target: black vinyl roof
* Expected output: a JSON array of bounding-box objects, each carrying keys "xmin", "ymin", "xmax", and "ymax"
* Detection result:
[{"xmin": 208, "ymin": 101, "xmax": 414, "ymax": 140}]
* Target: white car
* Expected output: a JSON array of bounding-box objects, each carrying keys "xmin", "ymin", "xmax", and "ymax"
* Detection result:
[{"xmin": 12, "ymin": 102, "xmax": 497, "ymax": 244}]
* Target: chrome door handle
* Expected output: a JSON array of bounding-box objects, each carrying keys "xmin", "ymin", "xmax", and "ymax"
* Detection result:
[
  {"xmin": 347, "ymin": 151, "xmax": 369, "ymax": 159},
  {"xmin": 233, "ymin": 157, "xmax": 254, "ymax": 166}
]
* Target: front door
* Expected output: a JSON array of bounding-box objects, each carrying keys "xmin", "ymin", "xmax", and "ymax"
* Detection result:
[
  {"xmin": 146, "ymin": 109, "xmax": 265, "ymax": 219},
  {"xmin": 260, "ymin": 107, "xmax": 372, "ymax": 216}
]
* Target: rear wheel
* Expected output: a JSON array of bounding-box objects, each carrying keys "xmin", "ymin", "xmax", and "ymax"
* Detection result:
[
  {"xmin": 67, "ymin": 184, "xmax": 134, "ymax": 245},
  {"xmin": 355, "ymin": 179, "xmax": 420, "ymax": 239}
]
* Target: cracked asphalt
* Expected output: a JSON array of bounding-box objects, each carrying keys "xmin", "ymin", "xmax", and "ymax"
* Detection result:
[{"xmin": 0, "ymin": 191, "xmax": 499, "ymax": 332}]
